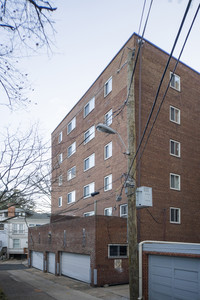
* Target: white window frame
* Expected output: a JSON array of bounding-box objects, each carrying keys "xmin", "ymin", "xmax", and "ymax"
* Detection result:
[
  {"xmin": 104, "ymin": 142, "xmax": 112, "ymax": 160},
  {"xmin": 104, "ymin": 77, "xmax": 112, "ymax": 97},
  {"xmin": 104, "ymin": 174, "xmax": 112, "ymax": 191},
  {"xmin": 67, "ymin": 141, "xmax": 76, "ymax": 158},
  {"xmin": 105, "ymin": 109, "xmax": 112, "ymax": 126},
  {"xmin": 170, "ymin": 207, "xmax": 181, "ymax": 224},
  {"xmin": 84, "ymin": 211, "xmax": 95, "ymax": 217},
  {"xmin": 170, "ymin": 72, "xmax": 181, "ymax": 91},
  {"xmin": 13, "ymin": 239, "xmax": 20, "ymax": 249},
  {"xmin": 84, "ymin": 153, "xmax": 95, "ymax": 171},
  {"xmin": 108, "ymin": 244, "xmax": 128, "ymax": 258},
  {"xmin": 67, "ymin": 117, "xmax": 76, "ymax": 134},
  {"xmin": 58, "ymin": 175, "xmax": 63, "ymax": 186},
  {"xmin": 58, "ymin": 153, "xmax": 63, "ymax": 164},
  {"xmin": 67, "ymin": 190, "xmax": 76, "ymax": 204},
  {"xmin": 170, "ymin": 106, "xmax": 180, "ymax": 124},
  {"xmin": 58, "ymin": 131, "xmax": 62, "ymax": 143},
  {"xmin": 120, "ymin": 204, "xmax": 128, "ymax": 218},
  {"xmin": 83, "ymin": 182, "xmax": 95, "ymax": 198},
  {"xmin": 58, "ymin": 196, "xmax": 62, "ymax": 207},
  {"xmin": 104, "ymin": 207, "xmax": 112, "ymax": 216},
  {"xmin": 170, "ymin": 173, "xmax": 181, "ymax": 191},
  {"xmin": 84, "ymin": 125, "xmax": 95, "ymax": 144},
  {"xmin": 67, "ymin": 166, "xmax": 76, "ymax": 181},
  {"xmin": 84, "ymin": 97, "xmax": 95, "ymax": 118},
  {"xmin": 170, "ymin": 139, "xmax": 181, "ymax": 157}
]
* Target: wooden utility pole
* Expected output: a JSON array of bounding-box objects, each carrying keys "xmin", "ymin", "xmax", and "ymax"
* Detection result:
[{"xmin": 127, "ymin": 50, "xmax": 139, "ymax": 300}]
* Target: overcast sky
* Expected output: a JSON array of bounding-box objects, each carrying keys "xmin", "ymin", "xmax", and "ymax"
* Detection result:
[{"xmin": 1, "ymin": 0, "xmax": 200, "ymax": 141}]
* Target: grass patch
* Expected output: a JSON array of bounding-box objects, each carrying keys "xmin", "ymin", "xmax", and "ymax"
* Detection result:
[{"xmin": 0, "ymin": 288, "xmax": 7, "ymax": 300}]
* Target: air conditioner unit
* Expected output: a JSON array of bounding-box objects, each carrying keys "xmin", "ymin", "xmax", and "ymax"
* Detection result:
[{"xmin": 136, "ymin": 186, "xmax": 153, "ymax": 208}]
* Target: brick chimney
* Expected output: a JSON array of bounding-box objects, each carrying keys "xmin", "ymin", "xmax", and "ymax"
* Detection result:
[{"xmin": 8, "ymin": 206, "xmax": 15, "ymax": 217}]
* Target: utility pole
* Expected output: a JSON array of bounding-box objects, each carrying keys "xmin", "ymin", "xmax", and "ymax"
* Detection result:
[{"xmin": 127, "ymin": 50, "xmax": 139, "ymax": 300}]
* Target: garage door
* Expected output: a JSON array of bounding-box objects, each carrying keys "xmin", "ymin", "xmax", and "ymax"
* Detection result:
[
  {"xmin": 149, "ymin": 255, "xmax": 200, "ymax": 300},
  {"xmin": 61, "ymin": 252, "xmax": 91, "ymax": 283},
  {"xmin": 31, "ymin": 251, "xmax": 43, "ymax": 271},
  {"xmin": 47, "ymin": 252, "xmax": 55, "ymax": 274}
]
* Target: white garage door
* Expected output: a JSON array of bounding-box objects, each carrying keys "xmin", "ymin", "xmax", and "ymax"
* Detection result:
[
  {"xmin": 47, "ymin": 252, "xmax": 55, "ymax": 274},
  {"xmin": 149, "ymin": 255, "xmax": 200, "ymax": 300},
  {"xmin": 31, "ymin": 251, "xmax": 43, "ymax": 271},
  {"xmin": 61, "ymin": 252, "xmax": 91, "ymax": 283}
]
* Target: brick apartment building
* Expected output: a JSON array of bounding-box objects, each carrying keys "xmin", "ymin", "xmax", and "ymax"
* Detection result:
[{"xmin": 51, "ymin": 32, "xmax": 200, "ymax": 244}]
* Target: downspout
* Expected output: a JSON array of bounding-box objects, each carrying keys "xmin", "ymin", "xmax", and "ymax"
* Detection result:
[{"xmin": 138, "ymin": 240, "xmax": 200, "ymax": 300}]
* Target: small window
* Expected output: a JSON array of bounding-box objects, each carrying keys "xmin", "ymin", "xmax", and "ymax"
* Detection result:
[
  {"xmin": 58, "ymin": 175, "xmax": 63, "ymax": 186},
  {"xmin": 104, "ymin": 207, "xmax": 112, "ymax": 216},
  {"xmin": 104, "ymin": 174, "xmax": 112, "ymax": 191},
  {"xmin": 58, "ymin": 132, "xmax": 62, "ymax": 143},
  {"xmin": 67, "ymin": 191, "xmax": 76, "ymax": 204},
  {"xmin": 170, "ymin": 140, "xmax": 180, "ymax": 157},
  {"xmin": 108, "ymin": 244, "xmax": 128, "ymax": 258},
  {"xmin": 170, "ymin": 173, "xmax": 180, "ymax": 190},
  {"xmin": 84, "ymin": 211, "xmax": 95, "ymax": 217},
  {"xmin": 67, "ymin": 142, "xmax": 76, "ymax": 158},
  {"xmin": 12, "ymin": 224, "xmax": 18, "ymax": 234},
  {"xmin": 84, "ymin": 182, "xmax": 95, "ymax": 198},
  {"xmin": 19, "ymin": 224, "xmax": 24, "ymax": 234},
  {"xmin": 170, "ymin": 207, "xmax": 181, "ymax": 224},
  {"xmin": 170, "ymin": 106, "xmax": 180, "ymax": 124},
  {"xmin": 58, "ymin": 196, "xmax": 62, "ymax": 207},
  {"xmin": 104, "ymin": 142, "xmax": 112, "ymax": 160},
  {"xmin": 13, "ymin": 239, "xmax": 20, "ymax": 249},
  {"xmin": 84, "ymin": 153, "xmax": 95, "ymax": 171},
  {"xmin": 84, "ymin": 125, "xmax": 95, "ymax": 144},
  {"xmin": 104, "ymin": 77, "xmax": 112, "ymax": 97},
  {"xmin": 105, "ymin": 109, "xmax": 112, "ymax": 126},
  {"xmin": 170, "ymin": 72, "xmax": 180, "ymax": 91},
  {"xmin": 58, "ymin": 153, "xmax": 63, "ymax": 164},
  {"xmin": 84, "ymin": 97, "xmax": 95, "ymax": 118},
  {"xmin": 120, "ymin": 204, "xmax": 128, "ymax": 218},
  {"xmin": 0, "ymin": 224, "xmax": 4, "ymax": 230},
  {"xmin": 67, "ymin": 166, "xmax": 76, "ymax": 181},
  {"xmin": 67, "ymin": 117, "xmax": 76, "ymax": 134}
]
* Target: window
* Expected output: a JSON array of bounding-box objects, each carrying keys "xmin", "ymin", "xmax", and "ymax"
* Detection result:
[
  {"xmin": 170, "ymin": 207, "xmax": 181, "ymax": 224},
  {"xmin": 67, "ymin": 141, "xmax": 76, "ymax": 157},
  {"xmin": 58, "ymin": 153, "xmax": 63, "ymax": 164},
  {"xmin": 12, "ymin": 224, "xmax": 24, "ymax": 234},
  {"xmin": 67, "ymin": 117, "xmax": 76, "ymax": 134},
  {"xmin": 84, "ymin": 211, "xmax": 95, "ymax": 217},
  {"xmin": 105, "ymin": 109, "xmax": 112, "ymax": 126},
  {"xmin": 104, "ymin": 174, "xmax": 112, "ymax": 191},
  {"xmin": 0, "ymin": 223, "xmax": 4, "ymax": 230},
  {"xmin": 84, "ymin": 182, "xmax": 95, "ymax": 198},
  {"xmin": 67, "ymin": 166, "xmax": 76, "ymax": 181},
  {"xmin": 120, "ymin": 204, "xmax": 128, "ymax": 218},
  {"xmin": 170, "ymin": 72, "xmax": 180, "ymax": 91},
  {"xmin": 104, "ymin": 207, "xmax": 112, "ymax": 216},
  {"xmin": 13, "ymin": 239, "xmax": 20, "ymax": 249},
  {"xmin": 84, "ymin": 153, "xmax": 95, "ymax": 171},
  {"xmin": 84, "ymin": 125, "xmax": 95, "ymax": 144},
  {"xmin": 170, "ymin": 140, "xmax": 180, "ymax": 157},
  {"xmin": 104, "ymin": 77, "xmax": 112, "ymax": 97},
  {"xmin": 67, "ymin": 191, "xmax": 76, "ymax": 204},
  {"xmin": 170, "ymin": 106, "xmax": 180, "ymax": 124},
  {"xmin": 108, "ymin": 244, "xmax": 128, "ymax": 258},
  {"xmin": 58, "ymin": 132, "xmax": 62, "ymax": 143},
  {"xmin": 58, "ymin": 196, "xmax": 62, "ymax": 207},
  {"xmin": 104, "ymin": 142, "xmax": 112, "ymax": 160},
  {"xmin": 170, "ymin": 173, "xmax": 180, "ymax": 190},
  {"xmin": 84, "ymin": 97, "xmax": 95, "ymax": 118},
  {"xmin": 58, "ymin": 175, "xmax": 63, "ymax": 186}
]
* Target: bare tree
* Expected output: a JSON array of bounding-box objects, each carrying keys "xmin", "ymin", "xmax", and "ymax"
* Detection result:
[
  {"xmin": 0, "ymin": 0, "xmax": 56, "ymax": 109},
  {"xmin": 0, "ymin": 125, "xmax": 51, "ymax": 211}
]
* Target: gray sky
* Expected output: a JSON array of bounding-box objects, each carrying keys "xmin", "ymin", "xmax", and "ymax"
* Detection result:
[{"xmin": 1, "ymin": 0, "xmax": 200, "ymax": 140}]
